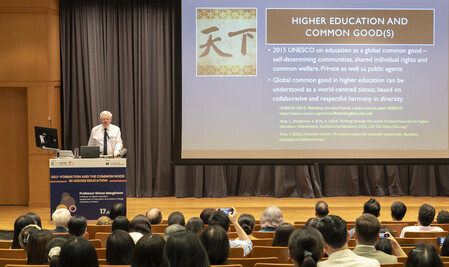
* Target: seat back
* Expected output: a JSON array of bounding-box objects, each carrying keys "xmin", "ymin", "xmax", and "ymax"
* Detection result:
[
  {"xmin": 0, "ymin": 258, "xmax": 27, "ymax": 267},
  {"xmin": 229, "ymin": 247, "xmax": 245, "ymax": 258},
  {"xmin": 254, "ymin": 264, "xmax": 294, "ymax": 267},
  {"xmin": 251, "ymin": 247, "xmax": 290, "ymax": 263},
  {"xmin": 252, "ymin": 232, "xmax": 275, "ymax": 239},
  {"xmin": 86, "ymin": 225, "xmax": 112, "ymax": 238},
  {"xmin": 251, "ymin": 239, "xmax": 274, "ymax": 247},
  {"xmin": 95, "ymin": 232, "xmax": 111, "ymax": 248},
  {"xmin": 89, "ymin": 239, "xmax": 102, "ymax": 248},
  {"xmin": 379, "ymin": 263, "xmax": 405, "ymax": 267},
  {"xmin": 151, "ymin": 224, "xmax": 168, "ymax": 233},
  {"xmin": 403, "ymin": 231, "xmax": 448, "ymax": 238},
  {"xmin": 95, "ymin": 248, "xmax": 107, "ymax": 260},
  {"xmin": 227, "ymin": 257, "xmax": 279, "ymax": 267},
  {"xmin": 0, "ymin": 241, "xmax": 12, "ymax": 249},
  {"xmin": 0, "ymin": 249, "xmax": 26, "ymax": 259}
]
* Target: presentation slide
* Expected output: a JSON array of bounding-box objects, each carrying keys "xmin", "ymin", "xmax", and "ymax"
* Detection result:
[{"xmin": 178, "ymin": 0, "xmax": 449, "ymax": 162}]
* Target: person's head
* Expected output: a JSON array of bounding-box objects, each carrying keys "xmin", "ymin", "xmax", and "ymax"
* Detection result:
[
  {"xmin": 200, "ymin": 208, "xmax": 215, "ymax": 225},
  {"xmin": 106, "ymin": 230, "xmax": 135, "ymax": 265},
  {"xmin": 68, "ymin": 215, "xmax": 87, "ymax": 237},
  {"xmin": 186, "ymin": 217, "xmax": 204, "ymax": 235},
  {"xmin": 58, "ymin": 237, "xmax": 99, "ymax": 267},
  {"xmin": 355, "ymin": 214, "xmax": 380, "ymax": 245},
  {"xmin": 146, "ymin": 208, "xmax": 163, "ymax": 225},
  {"xmin": 109, "ymin": 203, "xmax": 126, "ymax": 220},
  {"xmin": 199, "ymin": 226, "xmax": 229, "ymax": 265},
  {"xmin": 56, "ymin": 204, "xmax": 68, "ymax": 210},
  {"xmin": 96, "ymin": 216, "xmax": 112, "ymax": 225},
  {"xmin": 390, "ymin": 201, "xmax": 407, "ymax": 221},
  {"xmin": 305, "ymin": 218, "xmax": 320, "ymax": 229},
  {"xmin": 288, "ymin": 227, "xmax": 324, "ymax": 267},
  {"xmin": 112, "ymin": 215, "xmax": 130, "ymax": 232},
  {"xmin": 129, "ymin": 214, "xmax": 152, "ymax": 235},
  {"xmin": 272, "ymin": 222, "xmax": 296, "ymax": 247},
  {"xmin": 100, "ymin": 110, "xmax": 112, "ymax": 128},
  {"xmin": 437, "ymin": 210, "xmax": 449, "ymax": 224},
  {"xmin": 260, "ymin": 206, "xmax": 284, "ymax": 230},
  {"xmin": 317, "ymin": 215, "xmax": 348, "ymax": 250},
  {"xmin": 46, "ymin": 236, "xmax": 68, "ymax": 267},
  {"xmin": 208, "ymin": 211, "xmax": 230, "ymax": 232},
  {"xmin": 379, "ymin": 226, "xmax": 395, "ymax": 238},
  {"xmin": 27, "ymin": 229, "xmax": 53, "ymax": 264},
  {"xmin": 406, "ymin": 244, "xmax": 443, "ymax": 267},
  {"xmin": 164, "ymin": 224, "xmax": 186, "ymax": 241},
  {"xmin": 418, "ymin": 204, "xmax": 436, "ymax": 226},
  {"xmin": 363, "ymin": 198, "xmax": 381, "ymax": 217},
  {"xmin": 375, "ymin": 238, "xmax": 393, "ymax": 255},
  {"xmin": 168, "ymin": 211, "xmax": 186, "ymax": 226},
  {"xmin": 52, "ymin": 208, "xmax": 71, "ymax": 229},
  {"xmin": 133, "ymin": 234, "xmax": 165, "ymax": 267},
  {"xmin": 440, "ymin": 234, "xmax": 449, "ymax": 256},
  {"xmin": 163, "ymin": 230, "xmax": 209, "ymax": 267},
  {"xmin": 315, "ymin": 201, "xmax": 329, "ymax": 218},
  {"xmin": 238, "ymin": 214, "xmax": 256, "ymax": 235},
  {"xmin": 26, "ymin": 212, "xmax": 42, "ymax": 228},
  {"xmin": 12, "ymin": 215, "xmax": 36, "ymax": 249},
  {"xmin": 19, "ymin": 224, "xmax": 42, "ymax": 249}
]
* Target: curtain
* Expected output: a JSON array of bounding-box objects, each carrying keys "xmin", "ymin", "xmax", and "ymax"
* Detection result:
[{"xmin": 59, "ymin": 0, "xmax": 449, "ymax": 198}]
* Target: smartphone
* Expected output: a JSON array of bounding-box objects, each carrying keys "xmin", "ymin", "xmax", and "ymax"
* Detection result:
[
  {"xmin": 438, "ymin": 237, "xmax": 446, "ymax": 246},
  {"xmin": 379, "ymin": 233, "xmax": 390, "ymax": 239},
  {"xmin": 218, "ymin": 208, "xmax": 234, "ymax": 215}
]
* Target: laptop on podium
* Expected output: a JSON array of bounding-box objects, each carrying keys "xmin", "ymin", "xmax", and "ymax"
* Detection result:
[{"xmin": 80, "ymin": 146, "xmax": 100, "ymax": 158}]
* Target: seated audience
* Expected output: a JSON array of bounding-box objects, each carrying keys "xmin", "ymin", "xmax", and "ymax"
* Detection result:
[
  {"xmin": 352, "ymin": 214, "xmax": 405, "ymax": 263},
  {"xmin": 162, "ymin": 230, "xmax": 210, "ymax": 267},
  {"xmin": 199, "ymin": 226, "xmax": 230, "ymax": 265},
  {"xmin": 374, "ymin": 238, "xmax": 392, "ymax": 255},
  {"xmin": 19, "ymin": 224, "xmax": 41, "ymax": 249},
  {"xmin": 132, "ymin": 234, "xmax": 165, "ymax": 267},
  {"xmin": 106, "ymin": 230, "xmax": 135, "ymax": 265},
  {"xmin": 109, "ymin": 203, "xmax": 126, "ymax": 220},
  {"xmin": 439, "ymin": 233, "xmax": 449, "ymax": 256},
  {"xmin": 208, "ymin": 207, "xmax": 253, "ymax": 256},
  {"xmin": 406, "ymin": 244, "xmax": 443, "ymax": 267},
  {"xmin": 306, "ymin": 218, "xmax": 320, "ymax": 228},
  {"xmin": 260, "ymin": 206, "xmax": 284, "ymax": 231},
  {"xmin": 164, "ymin": 224, "xmax": 186, "ymax": 241},
  {"xmin": 129, "ymin": 214, "xmax": 152, "ymax": 243},
  {"xmin": 11, "ymin": 214, "xmax": 36, "ymax": 248},
  {"xmin": 238, "ymin": 214, "xmax": 257, "ymax": 239},
  {"xmin": 27, "ymin": 229, "xmax": 53, "ymax": 264},
  {"xmin": 68, "ymin": 215, "xmax": 87, "ymax": 238},
  {"xmin": 96, "ymin": 215, "xmax": 112, "ymax": 225},
  {"xmin": 272, "ymin": 222, "xmax": 295, "ymax": 246},
  {"xmin": 146, "ymin": 208, "xmax": 163, "ymax": 225},
  {"xmin": 58, "ymin": 237, "xmax": 99, "ymax": 267},
  {"xmin": 26, "ymin": 212, "xmax": 42, "ymax": 228},
  {"xmin": 112, "ymin": 215, "xmax": 130, "ymax": 232},
  {"xmin": 400, "ymin": 203, "xmax": 444, "ymax": 237},
  {"xmin": 289, "ymin": 227, "xmax": 324, "ymax": 267},
  {"xmin": 51, "ymin": 208, "xmax": 71, "ymax": 233},
  {"xmin": 350, "ymin": 198, "xmax": 381, "ymax": 238},
  {"xmin": 186, "ymin": 217, "xmax": 204, "ymax": 236},
  {"xmin": 200, "ymin": 208, "xmax": 215, "ymax": 225},
  {"xmin": 437, "ymin": 210, "xmax": 449, "ymax": 224},
  {"xmin": 168, "ymin": 211, "xmax": 186, "ymax": 226},
  {"xmin": 316, "ymin": 215, "xmax": 380, "ymax": 267},
  {"xmin": 46, "ymin": 236, "xmax": 68, "ymax": 267},
  {"xmin": 315, "ymin": 201, "xmax": 329, "ymax": 218},
  {"xmin": 390, "ymin": 201, "xmax": 407, "ymax": 221}
]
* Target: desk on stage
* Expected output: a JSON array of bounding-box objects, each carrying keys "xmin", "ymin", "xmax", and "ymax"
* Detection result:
[{"xmin": 49, "ymin": 158, "xmax": 126, "ymax": 220}]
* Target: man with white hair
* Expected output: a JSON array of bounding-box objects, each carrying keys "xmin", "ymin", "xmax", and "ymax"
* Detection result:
[
  {"xmin": 88, "ymin": 110, "xmax": 123, "ymax": 157},
  {"xmin": 51, "ymin": 208, "xmax": 71, "ymax": 233}
]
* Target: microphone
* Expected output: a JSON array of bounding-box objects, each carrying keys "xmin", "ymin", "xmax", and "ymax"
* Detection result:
[{"xmin": 118, "ymin": 148, "xmax": 128, "ymax": 158}]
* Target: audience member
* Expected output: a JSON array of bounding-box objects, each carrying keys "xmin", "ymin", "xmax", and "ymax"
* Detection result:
[
  {"xmin": 375, "ymin": 238, "xmax": 393, "ymax": 255},
  {"xmin": 350, "ymin": 198, "xmax": 381, "ymax": 238},
  {"xmin": 164, "ymin": 224, "xmax": 186, "ymax": 241},
  {"xmin": 26, "ymin": 212, "xmax": 42, "ymax": 228},
  {"xmin": 109, "ymin": 203, "xmax": 126, "ymax": 220},
  {"xmin": 200, "ymin": 208, "xmax": 215, "ymax": 225},
  {"xmin": 209, "ymin": 208, "xmax": 253, "ymax": 256},
  {"xmin": 400, "ymin": 204, "xmax": 444, "ymax": 237},
  {"xmin": 315, "ymin": 201, "xmax": 329, "ymax": 218},
  {"xmin": 146, "ymin": 208, "xmax": 163, "ymax": 225},
  {"xmin": 106, "ymin": 230, "xmax": 135, "ymax": 265},
  {"xmin": 440, "ymin": 233, "xmax": 449, "ymax": 256},
  {"xmin": 406, "ymin": 244, "xmax": 443, "ymax": 267},
  {"xmin": 56, "ymin": 204, "xmax": 68, "ymax": 210},
  {"xmin": 11, "ymin": 214, "xmax": 36, "ymax": 249},
  {"xmin": 19, "ymin": 224, "xmax": 41, "ymax": 249},
  {"xmin": 437, "ymin": 210, "xmax": 449, "ymax": 224},
  {"xmin": 51, "ymin": 208, "xmax": 71, "ymax": 233},
  {"xmin": 96, "ymin": 215, "xmax": 112, "ymax": 225},
  {"xmin": 112, "ymin": 215, "xmax": 130, "ymax": 232},
  {"xmin": 162, "ymin": 230, "xmax": 210, "ymax": 267},
  {"xmin": 199, "ymin": 226, "xmax": 229, "ymax": 265},
  {"xmin": 289, "ymin": 227, "xmax": 324, "ymax": 267},
  {"xmin": 260, "ymin": 206, "xmax": 284, "ymax": 231},
  {"xmin": 186, "ymin": 217, "xmax": 204, "ymax": 236},
  {"xmin": 27, "ymin": 229, "xmax": 52, "ymax": 264},
  {"xmin": 46, "ymin": 236, "xmax": 68, "ymax": 267},
  {"xmin": 132, "ymin": 234, "xmax": 165, "ymax": 267},
  {"xmin": 306, "ymin": 218, "xmax": 320, "ymax": 228},
  {"xmin": 129, "ymin": 214, "xmax": 152, "ymax": 243},
  {"xmin": 168, "ymin": 211, "xmax": 186, "ymax": 226},
  {"xmin": 272, "ymin": 222, "xmax": 295, "ymax": 247},
  {"xmin": 316, "ymin": 215, "xmax": 379, "ymax": 267},
  {"xmin": 58, "ymin": 237, "xmax": 99, "ymax": 267},
  {"xmin": 390, "ymin": 201, "xmax": 407, "ymax": 221},
  {"xmin": 352, "ymin": 214, "xmax": 405, "ymax": 263},
  {"xmin": 68, "ymin": 215, "xmax": 87, "ymax": 238},
  {"xmin": 238, "ymin": 214, "xmax": 257, "ymax": 239}
]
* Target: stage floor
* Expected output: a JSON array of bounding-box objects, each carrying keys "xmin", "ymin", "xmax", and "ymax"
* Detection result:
[{"xmin": 0, "ymin": 196, "xmax": 447, "ymax": 230}]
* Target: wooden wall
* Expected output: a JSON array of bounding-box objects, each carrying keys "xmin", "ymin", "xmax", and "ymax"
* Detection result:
[{"xmin": 0, "ymin": 0, "xmax": 60, "ymax": 206}]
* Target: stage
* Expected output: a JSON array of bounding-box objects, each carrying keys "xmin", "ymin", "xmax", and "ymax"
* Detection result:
[{"xmin": 0, "ymin": 196, "xmax": 447, "ymax": 231}]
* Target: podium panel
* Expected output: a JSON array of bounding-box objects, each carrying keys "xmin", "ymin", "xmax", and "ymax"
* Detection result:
[{"xmin": 50, "ymin": 158, "xmax": 126, "ymax": 220}]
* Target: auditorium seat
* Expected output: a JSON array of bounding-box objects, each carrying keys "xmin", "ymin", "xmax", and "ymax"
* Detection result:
[
  {"xmin": 211, "ymin": 265, "xmax": 243, "ymax": 267},
  {"xmin": 5, "ymin": 265, "xmax": 49, "ymax": 267},
  {"xmin": 0, "ymin": 258, "xmax": 27, "ymax": 267},
  {"xmin": 252, "ymin": 232, "xmax": 275, "ymax": 239},
  {"xmin": 251, "ymin": 246, "xmax": 290, "ymax": 263},
  {"xmin": 227, "ymin": 257, "xmax": 279, "ymax": 267},
  {"xmin": 151, "ymin": 224, "xmax": 168, "ymax": 233},
  {"xmin": 251, "ymin": 238, "xmax": 274, "ymax": 247},
  {"xmin": 95, "ymin": 248, "xmax": 106, "ymax": 260},
  {"xmin": 441, "ymin": 256, "xmax": 449, "ymax": 263},
  {"xmin": 0, "ymin": 242, "xmax": 11, "ymax": 249},
  {"xmin": 229, "ymin": 247, "xmax": 245, "ymax": 258},
  {"xmin": 403, "ymin": 231, "xmax": 448, "ymax": 238},
  {"xmin": 432, "ymin": 224, "xmax": 449, "ymax": 232},
  {"xmin": 254, "ymin": 263, "xmax": 294, "ymax": 267},
  {"xmin": 89, "ymin": 239, "xmax": 102, "ymax": 248},
  {"xmin": 99, "ymin": 265, "xmax": 131, "ymax": 267},
  {"xmin": 0, "ymin": 249, "xmax": 26, "ymax": 259},
  {"xmin": 228, "ymin": 232, "xmax": 239, "ymax": 239},
  {"xmin": 95, "ymin": 232, "xmax": 111, "ymax": 247},
  {"xmin": 380, "ymin": 223, "xmax": 408, "ymax": 236},
  {"xmin": 396, "ymin": 256, "xmax": 407, "ymax": 263},
  {"xmin": 396, "ymin": 237, "xmax": 438, "ymax": 249},
  {"xmin": 444, "ymin": 263, "xmax": 449, "ymax": 267},
  {"xmin": 86, "ymin": 225, "xmax": 112, "ymax": 238}
]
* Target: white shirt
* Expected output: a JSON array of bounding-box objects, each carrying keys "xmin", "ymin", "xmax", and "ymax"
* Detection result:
[
  {"xmin": 318, "ymin": 249, "xmax": 380, "ymax": 267},
  {"xmin": 400, "ymin": 225, "xmax": 444, "ymax": 237},
  {"xmin": 230, "ymin": 239, "xmax": 253, "ymax": 256},
  {"xmin": 88, "ymin": 124, "xmax": 123, "ymax": 156}
]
